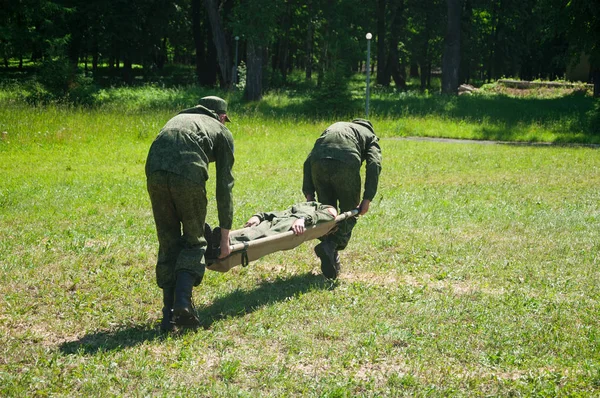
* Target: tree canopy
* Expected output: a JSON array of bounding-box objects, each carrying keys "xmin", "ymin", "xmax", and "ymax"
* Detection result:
[{"xmin": 1, "ymin": 0, "xmax": 598, "ymax": 98}]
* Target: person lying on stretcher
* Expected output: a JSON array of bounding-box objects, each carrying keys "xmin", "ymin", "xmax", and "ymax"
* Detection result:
[{"xmin": 204, "ymin": 201, "xmax": 338, "ymax": 263}]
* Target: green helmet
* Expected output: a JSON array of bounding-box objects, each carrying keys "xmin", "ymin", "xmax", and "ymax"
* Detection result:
[
  {"xmin": 199, "ymin": 96, "xmax": 231, "ymax": 122},
  {"xmin": 351, "ymin": 118, "xmax": 374, "ymax": 133}
]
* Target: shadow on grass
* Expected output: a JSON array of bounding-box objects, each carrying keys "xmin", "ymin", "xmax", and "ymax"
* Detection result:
[
  {"xmin": 58, "ymin": 272, "xmax": 332, "ymax": 355},
  {"xmin": 235, "ymin": 90, "xmax": 599, "ymax": 143},
  {"xmin": 197, "ymin": 272, "xmax": 334, "ymax": 329},
  {"xmin": 58, "ymin": 325, "xmax": 163, "ymax": 355}
]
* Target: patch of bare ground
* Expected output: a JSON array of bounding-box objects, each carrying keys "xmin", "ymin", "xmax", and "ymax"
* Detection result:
[
  {"xmin": 290, "ymin": 354, "xmax": 410, "ymax": 385},
  {"xmin": 341, "ymin": 269, "xmax": 505, "ymax": 296}
]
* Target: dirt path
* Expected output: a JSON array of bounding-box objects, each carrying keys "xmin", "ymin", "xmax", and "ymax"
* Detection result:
[{"xmin": 391, "ymin": 136, "xmax": 600, "ymax": 149}]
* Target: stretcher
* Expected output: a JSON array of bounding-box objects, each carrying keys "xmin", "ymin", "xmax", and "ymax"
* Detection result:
[{"xmin": 206, "ymin": 209, "xmax": 359, "ymax": 273}]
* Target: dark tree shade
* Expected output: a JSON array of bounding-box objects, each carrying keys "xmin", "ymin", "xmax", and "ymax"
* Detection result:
[{"xmin": 0, "ymin": 0, "xmax": 597, "ymax": 95}]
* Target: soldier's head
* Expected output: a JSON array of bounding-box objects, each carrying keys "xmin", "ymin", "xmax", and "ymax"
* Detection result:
[
  {"xmin": 351, "ymin": 118, "xmax": 374, "ymax": 133},
  {"xmin": 199, "ymin": 96, "xmax": 231, "ymax": 123}
]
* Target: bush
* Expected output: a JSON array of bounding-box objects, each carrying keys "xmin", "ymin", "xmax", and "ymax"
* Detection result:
[
  {"xmin": 38, "ymin": 58, "xmax": 72, "ymax": 96},
  {"xmin": 308, "ymin": 62, "xmax": 359, "ymax": 117},
  {"xmin": 588, "ymin": 99, "xmax": 600, "ymax": 135},
  {"xmin": 20, "ymin": 59, "xmax": 98, "ymax": 105}
]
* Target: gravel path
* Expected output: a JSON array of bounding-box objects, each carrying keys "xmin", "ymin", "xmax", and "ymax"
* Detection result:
[{"xmin": 391, "ymin": 136, "xmax": 600, "ymax": 148}]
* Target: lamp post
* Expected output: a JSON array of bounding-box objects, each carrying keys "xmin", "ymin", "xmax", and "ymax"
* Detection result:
[
  {"xmin": 365, "ymin": 32, "xmax": 372, "ymax": 118},
  {"xmin": 233, "ymin": 36, "xmax": 240, "ymax": 86}
]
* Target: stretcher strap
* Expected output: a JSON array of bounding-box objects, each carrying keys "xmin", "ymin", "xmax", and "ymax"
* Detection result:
[{"xmin": 241, "ymin": 242, "xmax": 249, "ymax": 267}]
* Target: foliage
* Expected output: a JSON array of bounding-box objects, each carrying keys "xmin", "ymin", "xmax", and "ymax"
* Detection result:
[
  {"xmin": 588, "ymin": 99, "xmax": 600, "ymax": 136},
  {"xmin": 563, "ymin": 0, "xmax": 600, "ymax": 66},
  {"xmin": 308, "ymin": 61, "xmax": 358, "ymax": 117},
  {"xmin": 235, "ymin": 61, "xmax": 247, "ymax": 91},
  {"xmin": 16, "ymin": 60, "xmax": 98, "ymax": 106},
  {"xmin": 0, "ymin": 0, "xmax": 598, "ymax": 96}
]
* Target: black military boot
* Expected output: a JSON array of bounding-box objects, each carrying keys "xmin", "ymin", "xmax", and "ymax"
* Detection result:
[
  {"xmin": 172, "ymin": 271, "xmax": 201, "ymax": 328},
  {"xmin": 315, "ymin": 240, "xmax": 340, "ymax": 280},
  {"xmin": 160, "ymin": 286, "xmax": 175, "ymax": 333}
]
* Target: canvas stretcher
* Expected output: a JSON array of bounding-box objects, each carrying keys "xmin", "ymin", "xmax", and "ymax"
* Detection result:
[{"xmin": 206, "ymin": 209, "xmax": 359, "ymax": 273}]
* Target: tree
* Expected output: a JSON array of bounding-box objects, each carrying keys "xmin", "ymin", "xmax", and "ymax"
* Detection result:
[
  {"xmin": 202, "ymin": 0, "xmax": 232, "ymax": 88},
  {"xmin": 2, "ymin": 0, "xmax": 599, "ymax": 97},
  {"xmin": 375, "ymin": 0, "xmax": 387, "ymax": 85},
  {"xmin": 377, "ymin": 0, "xmax": 407, "ymax": 89},
  {"xmin": 441, "ymin": 0, "xmax": 461, "ymax": 94},
  {"xmin": 407, "ymin": 0, "xmax": 444, "ymax": 90},
  {"xmin": 563, "ymin": 0, "xmax": 600, "ymax": 96},
  {"xmin": 385, "ymin": 0, "xmax": 407, "ymax": 89},
  {"xmin": 192, "ymin": 0, "xmax": 218, "ymax": 86},
  {"xmin": 231, "ymin": 0, "xmax": 280, "ymax": 100}
]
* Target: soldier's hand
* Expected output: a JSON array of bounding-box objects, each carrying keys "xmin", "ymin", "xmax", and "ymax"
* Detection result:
[
  {"xmin": 244, "ymin": 216, "xmax": 261, "ymax": 227},
  {"xmin": 358, "ymin": 199, "xmax": 371, "ymax": 216},
  {"xmin": 218, "ymin": 245, "xmax": 231, "ymax": 259},
  {"xmin": 218, "ymin": 228, "xmax": 231, "ymax": 259},
  {"xmin": 291, "ymin": 218, "xmax": 306, "ymax": 235}
]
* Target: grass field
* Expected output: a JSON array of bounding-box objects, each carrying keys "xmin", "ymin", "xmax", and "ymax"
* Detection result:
[{"xmin": 1, "ymin": 87, "xmax": 600, "ymax": 396}]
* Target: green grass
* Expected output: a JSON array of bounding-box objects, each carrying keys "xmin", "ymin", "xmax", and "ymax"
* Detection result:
[{"xmin": 1, "ymin": 88, "xmax": 600, "ymax": 396}]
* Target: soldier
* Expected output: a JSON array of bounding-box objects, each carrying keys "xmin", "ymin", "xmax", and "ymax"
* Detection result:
[
  {"xmin": 145, "ymin": 96, "xmax": 234, "ymax": 331},
  {"xmin": 302, "ymin": 119, "xmax": 382, "ymax": 279}
]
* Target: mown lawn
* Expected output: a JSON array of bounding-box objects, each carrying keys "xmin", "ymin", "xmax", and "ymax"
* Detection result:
[{"xmin": 1, "ymin": 91, "xmax": 599, "ymax": 396}]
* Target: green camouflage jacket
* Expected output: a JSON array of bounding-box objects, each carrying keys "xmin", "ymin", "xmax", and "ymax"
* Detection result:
[
  {"xmin": 145, "ymin": 105, "xmax": 235, "ymax": 229},
  {"xmin": 303, "ymin": 121, "xmax": 382, "ymax": 201}
]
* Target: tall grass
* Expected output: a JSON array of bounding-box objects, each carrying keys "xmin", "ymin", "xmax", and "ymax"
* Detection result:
[
  {"xmin": 2, "ymin": 82, "xmax": 599, "ymax": 145},
  {"xmin": 1, "ymin": 88, "xmax": 600, "ymax": 396}
]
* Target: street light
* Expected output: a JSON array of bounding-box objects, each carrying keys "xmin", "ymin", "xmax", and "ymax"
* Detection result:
[
  {"xmin": 233, "ymin": 36, "xmax": 240, "ymax": 86},
  {"xmin": 365, "ymin": 32, "xmax": 372, "ymax": 118}
]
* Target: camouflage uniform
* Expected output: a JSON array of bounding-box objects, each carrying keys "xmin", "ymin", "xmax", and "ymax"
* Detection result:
[
  {"xmin": 229, "ymin": 201, "xmax": 336, "ymax": 244},
  {"xmin": 302, "ymin": 119, "xmax": 381, "ymax": 250},
  {"xmin": 146, "ymin": 105, "xmax": 234, "ymax": 289}
]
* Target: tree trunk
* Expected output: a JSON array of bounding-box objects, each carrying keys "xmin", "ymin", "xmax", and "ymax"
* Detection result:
[
  {"xmin": 205, "ymin": 23, "xmax": 219, "ymax": 86},
  {"xmin": 244, "ymin": 39, "xmax": 263, "ymax": 101},
  {"xmin": 122, "ymin": 57, "xmax": 133, "ymax": 85},
  {"xmin": 419, "ymin": 7, "xmax": 432, "ymax": 90},
  {"xmin": 419, "ymin": 63, "xmax": 426, "ymax": 90},
  {"xmin": 92, "ymin": 41, "xmax": 98, "ymax": 72},
  {"xmin": 487, "ymin": 0, "xmax": 499, "ymax": 81},
  {"xmin": 386, "ymin": 0, "xmax": 406, "ymax": 90},
  {"xmin": 410, "ymin": 63, "xmax": 419, "ymax": 78},
  {"xmin": 305, "ymin": 18, "xmax": 314, "ymax": 81},
  {"xmin": 159, "ymin": 37, "xmax": 168, "ymax": 69},
  {"xmin": 442, "ymin": 0, "xmax": 462, "ymax": 94},
  {"xmin": 376, "ymin": 0, "xmax": 387, "ymax": 85},
  {"xmin": 276, "ymin": 1, "xmax": 292, "ymax": 83},
  {"xmin": 202, "ymin": 0, "xmax": 231, "ymax": 88},
  {"xmin": 317, "ymin": 33, "xmax": 328, "ymax": 88},
  {"xmin": 459, "ymin": 0, "xmax": 472, "ymax": 84},
  {"xmin": 593, "ymin": 68, "xmax": 600, "ymax": 98},
  {"xmin": 192, "ymin": 0, "xmax": 206, "ymax": 85}
]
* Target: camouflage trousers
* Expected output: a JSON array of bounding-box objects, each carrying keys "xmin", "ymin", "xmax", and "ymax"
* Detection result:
[
  {"xmin": 229, "ymin": 219, "xmax": 296, "ymax": 245},
  {"xmin": 147, "ymin": 171, "xmax": 207, "ymax": 289},
  {"xmin": 310, "ymin": 158, "xmax": 360, "ymax": 250}
]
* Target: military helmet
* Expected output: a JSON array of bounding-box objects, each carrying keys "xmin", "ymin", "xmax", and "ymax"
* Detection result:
[
  {"xmin": 351, "ymin": 118, "xmax": 374, "ymax": 133},
  {"xmin": 199, "ymin": 96, "xmax": 231, "ymax": 122}
]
